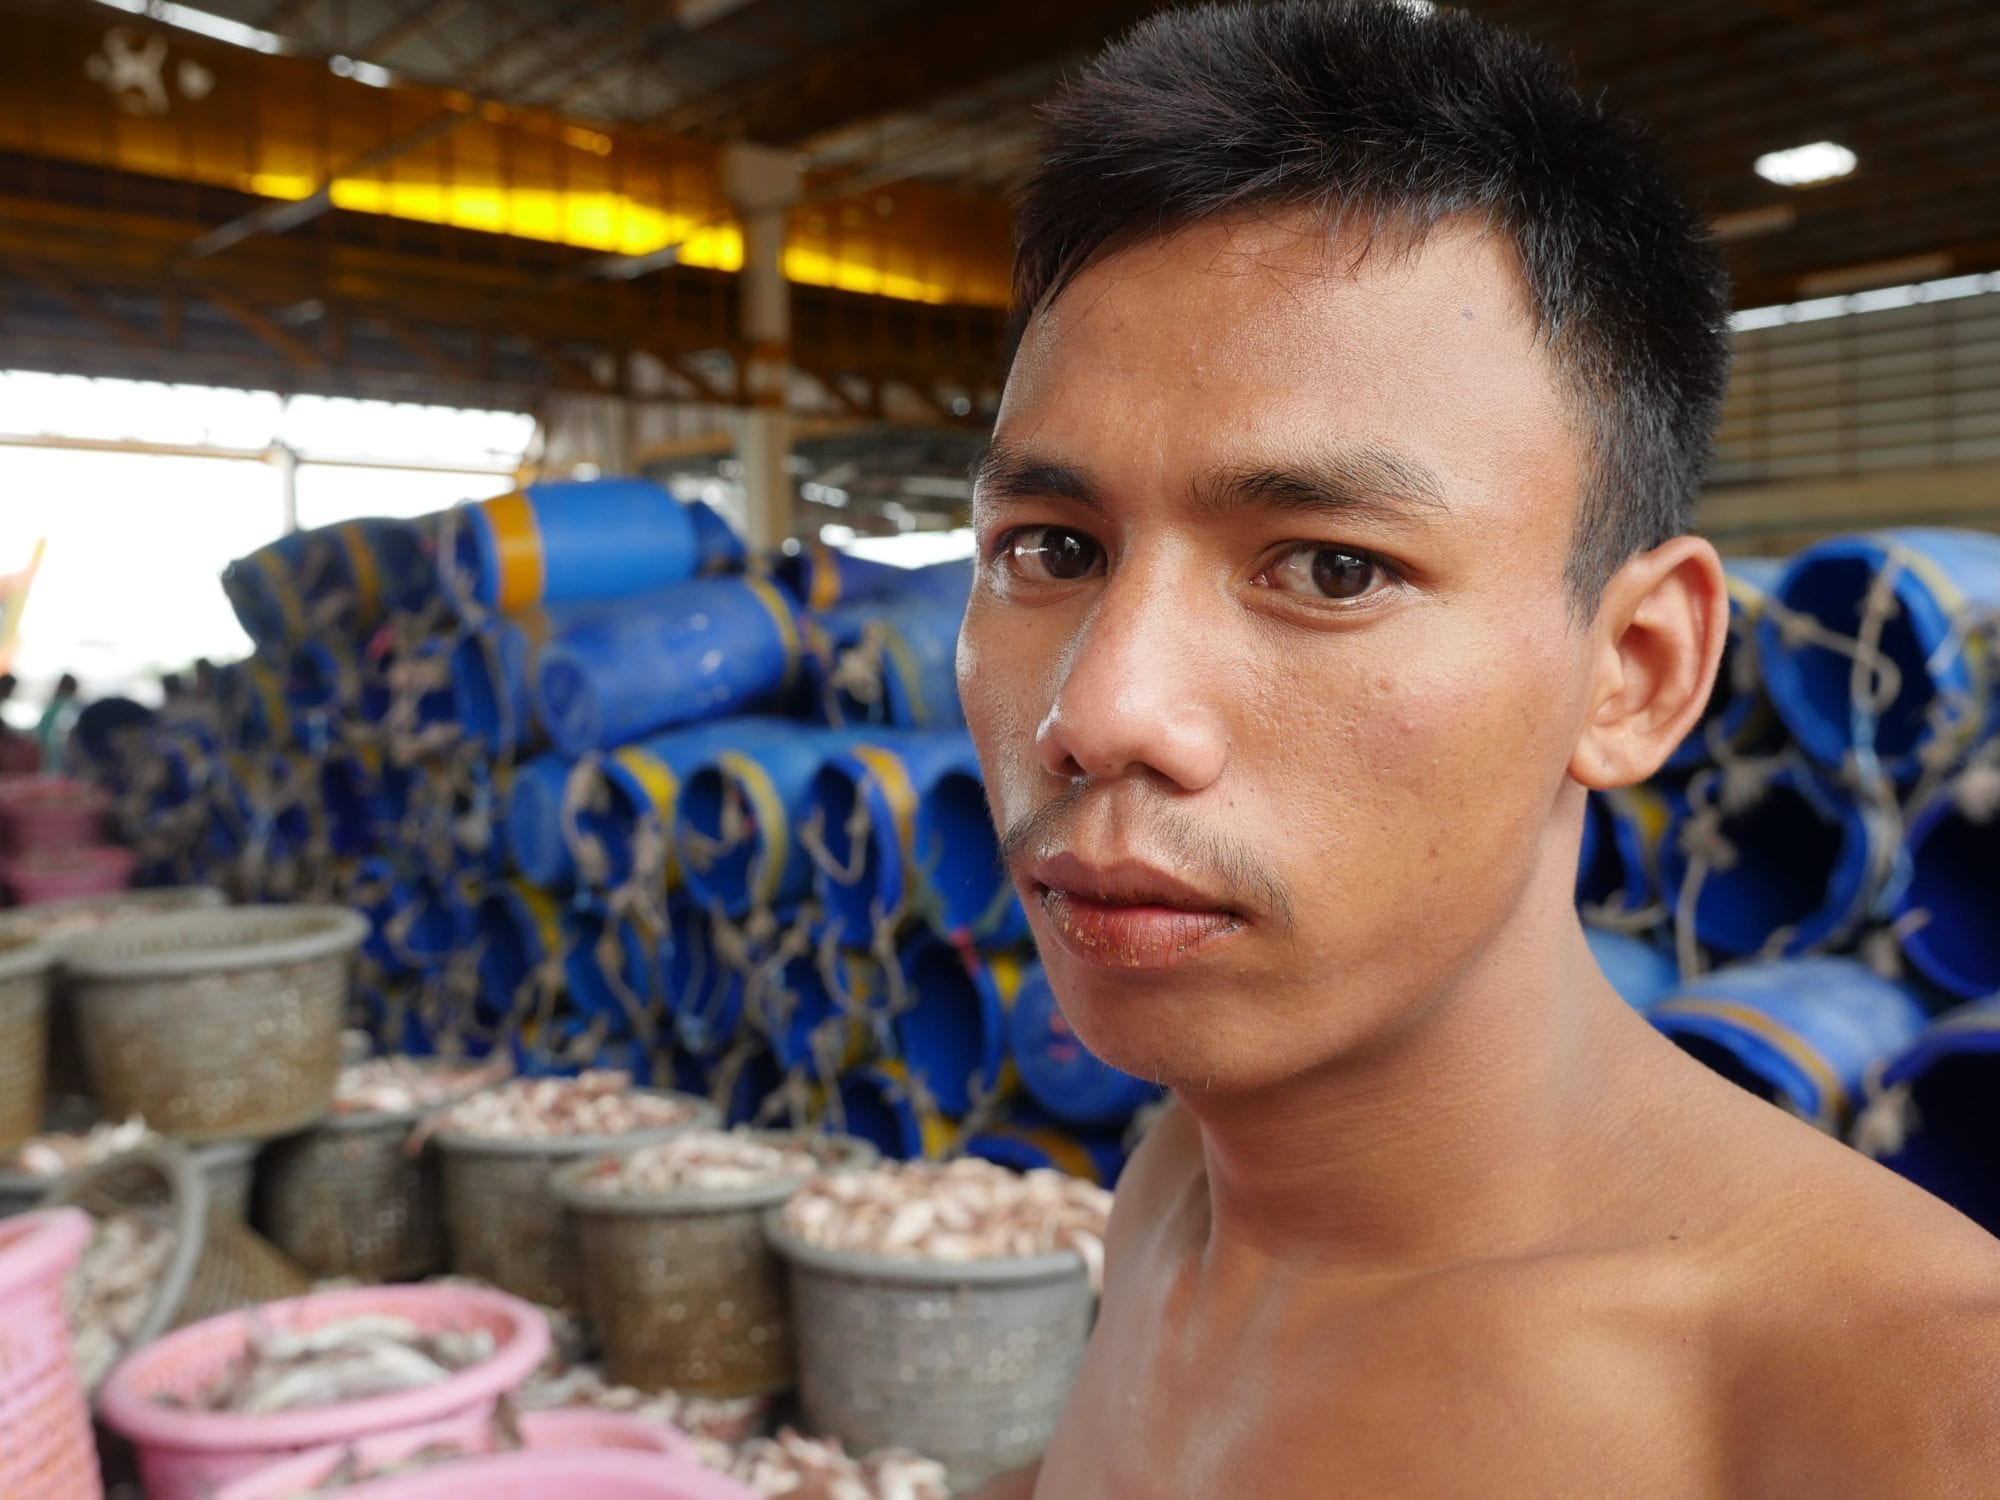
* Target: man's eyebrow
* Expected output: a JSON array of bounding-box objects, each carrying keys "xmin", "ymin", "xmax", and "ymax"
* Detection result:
[
  {"xmin": 1191, "ymin": 442, "xmax": 1451, "ymax": 528},
  {"xmin": 968, "ymin": 441, "xmax": 1104, "ymax": 513}
]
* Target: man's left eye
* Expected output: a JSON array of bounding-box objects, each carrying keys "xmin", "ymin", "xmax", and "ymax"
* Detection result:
[{"xmin": 1261, "ymin": 547, "xmax": 1387, "ymax": 601}]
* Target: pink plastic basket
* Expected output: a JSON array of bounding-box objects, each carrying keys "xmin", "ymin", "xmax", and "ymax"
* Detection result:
[
  {"xmin": 94, "ymin": 1282, "xmax": 553, "ymax": 1500},
  {"xmin": 0, "ymin": 777, "xmax": 106, "ymax": 854},
  {"xmin": 214, "ymin": 1408, "xmax": 701, "ymax": 1498},
  {"xmin": 0, "ymin": 1208, "xmax": 103, "ymax": 1500},
  {"xmin": 4, "ymin": 845, "xmax": 137, "ymax": 905},
  {"xmin": 292, "ymin": 1448, "xmax": 760, "ymax": 1500}
]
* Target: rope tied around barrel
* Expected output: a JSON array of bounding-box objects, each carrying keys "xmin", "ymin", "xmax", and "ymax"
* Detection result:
[
  {"xmin": 676, "ymin": 770, "xmax": 755, "ymax": 876},
  {"xmin": 560, "ymin": 753, "xmax": 614, "ymax": 890},
  {"xmin": 797, "ymin": 795, "xmax": 871, "ymax": 891},
  {"xmin": 595, "ymin": 882, "xmax": 671, "ymax": 1044},
  {"xmin": 826, "ymin": 625, "xmax": 889, "ymax": 718}
]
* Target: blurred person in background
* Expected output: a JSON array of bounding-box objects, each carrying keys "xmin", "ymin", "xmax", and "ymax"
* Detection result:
[{"xmin": 34, "ymin": 672, "xmax": 80, "ymax": 772}]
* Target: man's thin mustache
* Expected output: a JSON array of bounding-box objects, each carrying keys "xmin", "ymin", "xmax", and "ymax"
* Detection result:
[{"xmin": 997, "ymin": 783, "xmax": 1295, "ymax": 931}]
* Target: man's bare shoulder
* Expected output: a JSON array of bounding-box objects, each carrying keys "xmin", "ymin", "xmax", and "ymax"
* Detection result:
[{"xmin": 1684, "ymin": 1096, "xmax": 2000, "ymax": 1495}]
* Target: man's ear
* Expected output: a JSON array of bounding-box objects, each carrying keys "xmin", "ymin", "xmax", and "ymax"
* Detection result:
[{"xmin": 1571, "ymin": 536, "xmax": 1729, "ymax": 791}]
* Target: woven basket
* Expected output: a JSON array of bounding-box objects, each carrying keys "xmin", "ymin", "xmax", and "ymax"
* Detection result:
[
  {"xmin": 259, "ymin": 1069, "xmax": 491, "ymax": 1282},
  {"xmin": 189, "ymin": 1139, "xmax": 259, "ymax": 1227},
  {"xmin": 0, "ymin": 935, "xmax": 55, "ymax": 1156},
  {"xmin": 0, "ymin": 888, "xmax": 226, "ymax": 1109},
  {"xmin": 766, "ymin": 1218, "xmax": 1095, "ymax": 1492},
  {"xmin": 436, "ymin": 1089, "xmax": 718, "ymax": 1310},
  {"xmin": 63, "ymin": 905, "xmax": 365, "ymax": 1142},
  {"xmin": 551, "ymin": 1132, "xmax": 876, "ymax": 1398}
]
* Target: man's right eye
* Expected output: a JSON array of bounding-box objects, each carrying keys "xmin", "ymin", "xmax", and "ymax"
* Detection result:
[{"xmin": 1002, "ymin": 526, "xmax": 1105, "ymax": 583}]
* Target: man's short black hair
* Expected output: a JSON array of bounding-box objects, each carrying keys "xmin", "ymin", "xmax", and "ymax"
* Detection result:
[{"xmin": 1012, "ymin": 0, "xmax": 1733, "ymax": 608}]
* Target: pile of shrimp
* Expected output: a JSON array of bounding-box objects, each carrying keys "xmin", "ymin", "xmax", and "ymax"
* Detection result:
[
  {"xmin": 781, "ymin": 1158, "xmax": 1112, "ymax": 1291},
  {"xmin": 6, "ymin": 1117, "xmax": 158, "ymax": 1176},
  {"xmin": 569, "ymin": 1131, "xmax": 824, "ymax": 1196},
  {"xmin": 330, "ymin": 1058, "xmax": 509, "ymax": 1117},
  {"xmin": 422, "ymin": 1071, "xmax": 696, "ymax": 1141}
]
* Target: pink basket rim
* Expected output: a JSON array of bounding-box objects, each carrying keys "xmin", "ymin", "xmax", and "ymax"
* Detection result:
[
  {"xmin": 0, "ymin": 1207, "xmax": 90, "ymax": 1296},
  {"xmin": 95, "ymin": 1283, "xmax": 552, "ymax": 1452},
  {"xmin": 5, "ymin": 845, "xmax": 137, "ymax": 874},
  {"xmin": 312, "ymin": 1448, "xmax": 762, "ymax": 1500},
  {"xmin": 212, "ymin": 1409, "xmax": 699, "ymax": 1499}
]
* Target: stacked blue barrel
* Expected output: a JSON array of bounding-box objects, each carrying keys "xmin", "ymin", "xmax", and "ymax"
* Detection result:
[
  {"xmin": 1580, "ymin": 528, "xmax": 2000, "ymax": 1241},
  {"xmin": 101, "ymin": 477, "xmax": 1153, "ymax": 1190},
  {"xmin": 98, "ymin": 498, "xmax": 2000, "ymax": 1222}
]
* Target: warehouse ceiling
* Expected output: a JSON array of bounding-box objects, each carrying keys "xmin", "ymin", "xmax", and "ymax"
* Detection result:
[{"xmin": 0, "ymin": 0, "xmax": 1995, "ymax": 427}]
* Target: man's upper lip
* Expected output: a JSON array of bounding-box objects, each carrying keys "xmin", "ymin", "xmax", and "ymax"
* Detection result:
[{"xmin": 1029, "ymin": 852, "xmax": 1234, "ymax": 912}]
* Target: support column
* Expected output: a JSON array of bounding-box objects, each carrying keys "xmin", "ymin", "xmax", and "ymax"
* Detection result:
[{"xmin": 721, "ymin": 143, "xmax": 801, "ymax": 552}]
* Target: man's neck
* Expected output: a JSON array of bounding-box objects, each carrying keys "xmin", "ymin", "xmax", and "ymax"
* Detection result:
[{"xmin": 1179, "ymin": 913, "xmax": 1665, "ymax": 1274}]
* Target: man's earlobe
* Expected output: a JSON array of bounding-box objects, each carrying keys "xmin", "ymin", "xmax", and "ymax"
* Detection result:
[{"xmin": 1571, "ymin": 537, "xmax": 1728, "ymax": 791}]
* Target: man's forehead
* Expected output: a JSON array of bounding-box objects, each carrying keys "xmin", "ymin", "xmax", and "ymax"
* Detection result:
[{"xmin": 991, "ymin": 212, "xmax": 1578, "ymax": 522}]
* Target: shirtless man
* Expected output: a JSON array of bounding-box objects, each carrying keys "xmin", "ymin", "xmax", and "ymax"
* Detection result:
[{"xmin": 956, "ymin": 4, "xmax": 2000, "ymax": 1495}]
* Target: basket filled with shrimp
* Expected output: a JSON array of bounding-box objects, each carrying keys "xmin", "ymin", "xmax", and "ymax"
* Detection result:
[
  {"xmin": 428, "ymin": 1071, "xmax": 717, "ymax": 1309},
  {"xmin": 93, "ymin": 1281, "xmax": 553, "ymax": 1500},
  {"xmin": 259, "ymin": 1057, "xmax": 508, "ymax": 1282},
  {"xmin": 0, "ymin": 1115, "xmax": 162, "ymax": 1218},
  {"xmin": 551, "ymin": 1128, "xmax": 877, "ymax": 1398},
  {"xmin": 766, "ymin": 1156, "xmax": 1110, "ymax": 1492},
  {"xmin": 210, "ymin": 1404, "xmax": 732, "ymax": 1499}
]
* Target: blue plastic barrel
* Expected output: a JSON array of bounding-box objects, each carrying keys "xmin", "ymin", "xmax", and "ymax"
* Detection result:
[
  {"xmin": 910, "ymin": 757, "xmax": 1029, "ymax": 945},
  {"xmin": 707, "ymin": 1047, "xmax": 788, "ymax": 1128},
  {"xmin": 676, "ymin": 726, "xmax": 864, "ymax": 919},
  {"xmin": 450, "ymin": 611, "xmax": 547, "ymax": 755},
  {"xmin": 1649, "ymin": 958, "xmax": 1929, "ymax": 1128},
  {"xmin": 1655, "ymin": 767, "xmax": 1889, "ymax": 957},
  {"xmin": 811, "ymin": 593, "xmax": 968, "ymax": 730},
  {"xmin": 1757, "ymin": 529, "xmax": 2000, "ymax": 781},
  {"xmin": 761, "ymin": 936, "xmax": 881, "ymax": 1073},
  {"xmin": 1856, "ymin": 1000, "xmax": 2000, "ymax": 1234},
  {"xmin": 1893, "ymin": 788, "xmax": 2000, "ymax": 1001},
  {"xmin": 1575, "ymin": 787, "xmax": 1666, "ymax": 916},
  {"xmin": 965, "ymin": 1106, "xmax": 1128, "ymax": 1187},
  {"xmin": 1665, "ymin": 559, "xmax": 1785, "ymax": 772},
  {"xmin": 287, "ymin": 640, "xmax": 353, "ymax": 722},
  {"xmin": 320, "ymin": 748, "xmax": 412, "ymax": 857},
  {"xmin": 667, "ymin": 902, "xmax": 749, "ymax": 1056},
  {"xmin": 894, "ymin": 938, "xmax": 1021, "ymax": 1116},
  {"xmin": 561, "ymin": 901, "xmax": 660, "ymax": 1035},
  {"xmin": 534, "ymin": 576, "xmax": 803, "ymax": 756},
  {"xmin": 475, "ymin": 881, "xmax": 564, "ymax": 1019},
  {"xmin": 834, "ymin": 1061, "xmax": 956, "ymax": 1161},
  {"xmin": 1007, "ymin": 960, "xmax": 1161, "ymax": 1128},
  {"xmin": 246, "ymin": 660, "xmax": 290, "ymax": 750},
  {"xmin": 806, "ymin": 730, "xmax": 979, "ymax": 939},
  {"xmin": 687, "ymin": 499, "xmax": 747, "ymax": 575},
  {"xmin": 503, "ymin": 752, "xmax": 579, "ymax": 887},
  {"xmin": 354, "ymin": 857, "xmax": 455, "ymax": 974},
  {"xmin": 1583, "ymin": 926, "xmax": 1680, "ymax": 1010},
  {"xmin": 314, "ymin": 518, "xmax": 434, "ymax": 635},
  {"xmin": 776, "ymin": 543, "xmax": 917, "ymax": 613},
  {"xmin": 566, "ymin": 719, "xmax": 785, "ymax": 892},
  {"xmin": 446, "ymin": 478, "xmax": 700, "ymax": 614},
  {"xmin": 222, "ymin": 530, "xmax": 314, "ymax": 652}
]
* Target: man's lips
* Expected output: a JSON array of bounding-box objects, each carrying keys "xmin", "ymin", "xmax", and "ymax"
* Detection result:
[{"xmin": 1028, "ymin": 853, "xmax": 1244, "ymax": 971}]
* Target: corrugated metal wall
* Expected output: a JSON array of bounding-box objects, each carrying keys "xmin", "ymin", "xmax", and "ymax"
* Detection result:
[{"xmin": 1714, "ymin": 283, "xmax": 2000, "ymax": 487}]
